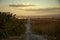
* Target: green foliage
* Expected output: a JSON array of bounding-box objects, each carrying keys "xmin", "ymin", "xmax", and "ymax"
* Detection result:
[{"xmin": 0, "ymin": 12, "xmax": 26, "ymax": 39}]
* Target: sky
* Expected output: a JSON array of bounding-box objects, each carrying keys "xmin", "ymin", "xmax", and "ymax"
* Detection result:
[{"xmin": 0, "ymin": 0, "xmax": 60, "ymax": 17}]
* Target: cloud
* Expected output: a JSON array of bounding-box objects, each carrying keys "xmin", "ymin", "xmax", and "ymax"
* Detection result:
[
  {"xmin": 24, "ymin": 7, "xmax": 60, "ymax": 11},
  {"xmin": 9, "ymin": 3, "xmax": 35, "ymax": 7}
]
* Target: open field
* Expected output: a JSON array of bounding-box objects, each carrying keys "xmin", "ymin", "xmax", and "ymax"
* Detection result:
[{"xmin": 30, "ymin": 18, "xmax": 60, "ymax": 40}]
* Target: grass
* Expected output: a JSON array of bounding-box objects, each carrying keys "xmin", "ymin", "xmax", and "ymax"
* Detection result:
[{"xmin": 30, "ymin": 18, "xmax": 60, "ymax": 40}]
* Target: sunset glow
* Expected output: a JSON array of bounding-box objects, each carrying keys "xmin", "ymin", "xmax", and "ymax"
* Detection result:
[{"xmin": 0, "ymin": 0, "xmax": 60, "ymax": 17}]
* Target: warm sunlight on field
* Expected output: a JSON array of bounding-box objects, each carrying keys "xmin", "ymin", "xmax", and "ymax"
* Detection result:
[
  {"xmin": 30, "ymin": 18, "xmax": 60, "ymax": 40},
  {"xmin": 0, "ymin": 0, "xmax": 60, "ymax": 40}
]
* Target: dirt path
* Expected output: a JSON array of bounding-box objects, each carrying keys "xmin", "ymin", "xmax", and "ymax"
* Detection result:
[
  {"xmin": 1, "ymin": 34, "xmax": 48, "ymax": 40},
  {"xmin": 1, "ymin": 18, "xmax": 48, "ymax": 40}
]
